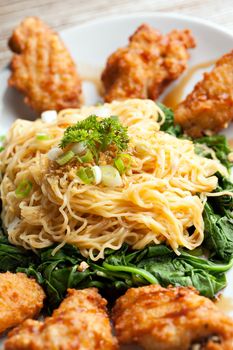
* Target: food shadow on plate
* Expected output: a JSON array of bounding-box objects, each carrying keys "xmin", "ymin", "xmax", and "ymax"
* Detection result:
[{"xmin": 3, "ymin": 85, "xmax": 38, "ymax": 122}]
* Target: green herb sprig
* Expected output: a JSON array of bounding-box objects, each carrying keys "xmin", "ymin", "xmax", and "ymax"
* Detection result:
[{"xmin": 59, "ymin": 115, "xmax": 129, "ymax": 156}]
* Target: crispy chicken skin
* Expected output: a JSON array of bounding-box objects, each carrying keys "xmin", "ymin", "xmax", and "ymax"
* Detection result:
[
  {"xmin": 101, "ymin": 24, "xmax": 196, "ymax": 102},
  {"xmin": 112, "ymin": 285, "xmax": 233, "ymax": 350},
  {"xmin": 8, "ymin": 17, "xmax": 83, "ymax": 112},
  {"xmin": 175, "ymin": 51, "xmax": 233, "ymax": 138},
  {"xmin": 5, "ymin": 288, "xmax": 118, "ymax": 350},
  {"xmin": 0, "ymin": 272, "xmax": 45, "ymax": 335}
]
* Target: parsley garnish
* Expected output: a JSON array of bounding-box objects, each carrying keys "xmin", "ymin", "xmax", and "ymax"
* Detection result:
[{"xmin": 59, "ymin": 115, "xmax": 129, "ymax": 154}]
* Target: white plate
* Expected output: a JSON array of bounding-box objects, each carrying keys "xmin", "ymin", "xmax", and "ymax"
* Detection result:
[{"xmin": 0, "ymin": 12, "xmax": 233, "ymax": 349}]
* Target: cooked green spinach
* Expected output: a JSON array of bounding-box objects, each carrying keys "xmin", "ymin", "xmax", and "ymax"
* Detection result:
[
  {"xmin": 0, "ymin": 103, "xmax": 233, "ymax": 309},
  {"xmin": 159, "ymin": 103, "xmax": 182, "ymax": 137},
  {"xmin": 194, "ymin": 135, "xmax": 232, "ymax": 170},
  {"xmin": 0, "ymin": 235, "xmax": 231, "ymax": 308}
]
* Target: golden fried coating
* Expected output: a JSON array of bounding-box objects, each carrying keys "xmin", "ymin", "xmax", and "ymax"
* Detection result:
[
  {"xmin": 175, "ymin": 51, "xmax": 233, "ymax": 137},
  {"xmin": 112, "ymin": 285, "xmax": 233, "ymax": 350},
  {"xmin": 101, "ymin": 24, "xmax": 195, "ymax": 102},
  {"xmin": 8, "ymin": 17, "xmax": 83, "ymax": 112},
  {"xmin": 0, "ymin": 272, "xmax": 45, "ymax": 334},
  {"xmin": 5, "ymin": 288, "xmax": 118, "ymax": 350}
]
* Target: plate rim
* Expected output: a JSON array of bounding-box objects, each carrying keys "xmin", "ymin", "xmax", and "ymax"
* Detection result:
[
  {"xmin": 2, "ymin": 11, "xmax": 233, "ymax": 73},
  {"xmin": 61, "ymin": 11, "xmax": 233, "ymax": 40},
  {"xmin": 1, "ymin": 11, "xmax": 233, "ymax": 349}
]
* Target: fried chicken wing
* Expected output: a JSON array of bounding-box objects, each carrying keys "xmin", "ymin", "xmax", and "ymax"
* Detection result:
[
  {"xmin": 5, "ymin": 288, "xmax": 118, "ymax": 350},
  {"xmin": 112, "ymin": 285, "xmax": 233, "ymax": 350},
  {"xmin": 0, "ymin": 272, "xmax": 45, "ymax": 334},
  {"xmin": 101, "ymin": 24, "xmax": 196, "ymax": 102},
  {"xmin": 174, "ymin": 51, "xmax": 233, "ymax": 137},
  {"xmin": 8, "ymin": 17, "xmax": 83, "ymax": 113}
]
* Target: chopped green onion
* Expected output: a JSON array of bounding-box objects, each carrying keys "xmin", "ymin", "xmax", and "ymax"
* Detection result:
[
  {"xmin": 36, "ymin": 133, "xmax": 50, "ymax": 141},
  {"xmin": 114, "ymin": 157, "xmax": 125, "ymax": 174},
  {"xmin": 100, "ymin": 165, "xmax": 122, "ymax": 187},
  {"xmin": 92, "ymin": 166, "xmax": 102, "ymax": 184},
  {"xmin": 0, "ymin": 135, "xmax": 5, "ymax": 152},
  {"xmin": 71, "ymin": 142, "xmax": 87, "ymax": 155},
  {"xmin": 77, "ymin": 167, "xmax": 94, "ymax": 184},
  {"xmin": 47, "ymin": 147, "xmax": 63, "ymax": 161},
  {"xmin": 114, "ymin": 153, "xmax": 132, "ymax": 174},
  {"xmin": 120, "ymin": 153, "xmax": 132, "ymax": 164},
  {"xmin": 56, "ymin": 150, "xmax": 75, "ymax": 166},
  {"xmin": 15, "ymin": 180, "xmax": 32, "ymax": 199},
  {"xmin": 77, "ymin": 149, "xmax": 93, "ymax": 163}
]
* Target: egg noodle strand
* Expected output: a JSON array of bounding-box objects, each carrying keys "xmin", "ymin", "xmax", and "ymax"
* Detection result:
[{"xmin": 0, "ymin": 99, "xmax": 229, "ymax": 260}]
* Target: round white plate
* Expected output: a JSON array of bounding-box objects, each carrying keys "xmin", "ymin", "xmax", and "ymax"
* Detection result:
[{"xmin": 0, "ymin": 12, "xmax": 233, "ymax": 349}]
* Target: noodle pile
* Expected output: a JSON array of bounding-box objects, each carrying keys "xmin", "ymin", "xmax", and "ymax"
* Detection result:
[{"xmin": 0, "ymin": 99, "xmax": 228, "ymax": 260}]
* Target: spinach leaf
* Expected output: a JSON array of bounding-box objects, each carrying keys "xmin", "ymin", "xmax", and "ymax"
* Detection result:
[
  {"xmin": 194, "ymin": 135, "xmax": 232, "ymax": 170},
  {"xmin": 1, "ymin": 234, "xmax": 229, "ymax": 307},
  {"xmin": 202, "ymin": 170, "xmax": 233, "ymax": 260},
  {"xmin": 159, "ymin": 103, "xmax": 232, "ymax": 170},
  {"xmin": 213, "ymin": 172, "xmax": 233, "ymax": 210},
  {"xmin": 158, "ymin": 103, "xmax": 182, "ymax": 137},
  {"xmin": 137, "ymin": 256, "xmax": 226, "ymax": 298},
  {"xmin": 0, "ymin": 235, "xmax": 37, "ymax": 271},
  {"xmin": 203, "ymin": 203, "xmax": 233, "ymax": 260},
  {"xmin": 104, "ymin": 245, "xmax": 230, "ymax": 298}
]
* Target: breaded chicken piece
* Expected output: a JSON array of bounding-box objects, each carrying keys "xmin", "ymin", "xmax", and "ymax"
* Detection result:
[
  {"xmin": 175, "ymin": 51, "xmax": 233, "ymax": 137},
  {"xmin": 112, "ymin": 285, "xmax": 233, "ymax": 350},
  {"xmin": 101, "ymin": 24, "xmax": 196, "ymax": 102},
  {"xmin": 0, "ymin": 272, "xmax": 45, "ymax": 334},
  {"xmin": 8, "ymin": 17, "xmax": 83, "ymax": 112},
  {"xmin": 5, "ymin": 288, "xmax": 118, "ymax": 350}
]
